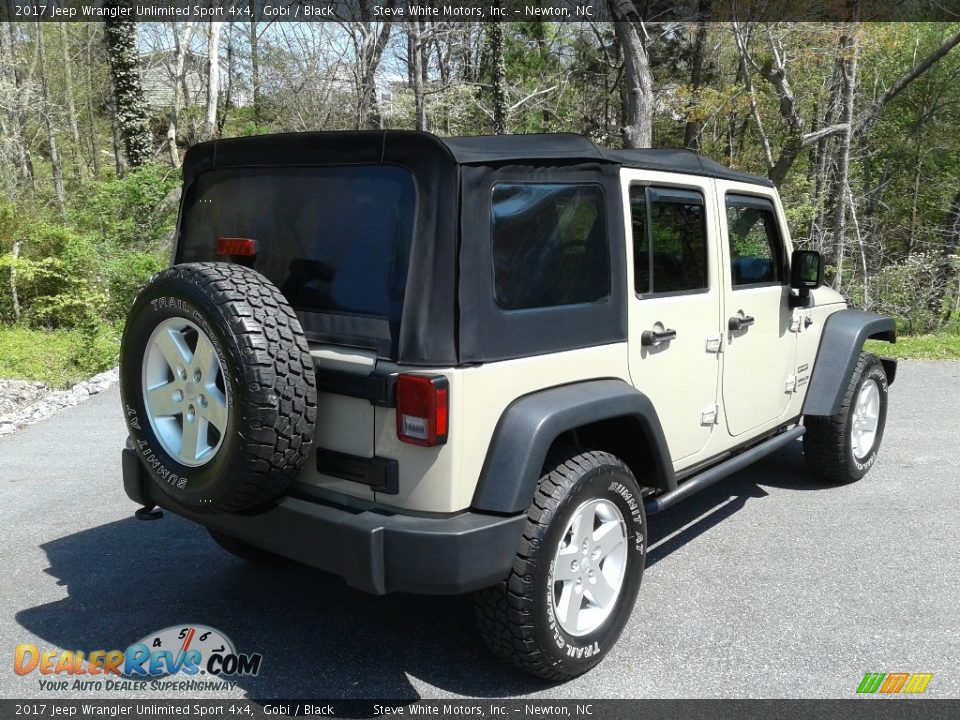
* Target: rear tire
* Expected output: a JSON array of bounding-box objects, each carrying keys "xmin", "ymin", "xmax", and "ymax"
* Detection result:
[
  {"xmin": 120, "ymin": 262, "xmax": 317, "ymax": 513},
  {"xmin": 804, "ymin": 352, "xmax": 888, "ymax": 483},
  {"xmin": 473, "ymin": 450, "xmax": 646, "ymax": 681}
]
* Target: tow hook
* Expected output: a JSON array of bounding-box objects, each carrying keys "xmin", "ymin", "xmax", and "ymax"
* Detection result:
[{"xmin": 135, "ymin": 505, "xmax": 163, "ymax": 521}]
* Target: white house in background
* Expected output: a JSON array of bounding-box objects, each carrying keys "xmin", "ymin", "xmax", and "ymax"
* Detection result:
[{"xmin": 140, "ymin": 51, "xmax": 246, "ymax": 111}]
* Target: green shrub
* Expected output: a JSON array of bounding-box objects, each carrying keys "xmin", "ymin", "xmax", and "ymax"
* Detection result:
[
  {"xmin": 105, "ymin": 251, "xmax": 166, "ymax": 323},
  {"xmin": 0, "ymin": 166, "xmax": 173, "ymax": 333},
  {"xmin": 847, "ymin": 252, "xmax": 945, "ymax": 335},
  {"xmin": 71, "ymin": 165, "xmax": 180, "ymax": 248},
  {"xmin": 0, "ymin": 326, "xmax": 117, "ymax": 389}
]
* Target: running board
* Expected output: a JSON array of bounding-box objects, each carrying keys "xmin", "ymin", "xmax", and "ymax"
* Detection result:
[{"xmin": 644, "ymin": 426, "xmax": 806, "ymax": 516}]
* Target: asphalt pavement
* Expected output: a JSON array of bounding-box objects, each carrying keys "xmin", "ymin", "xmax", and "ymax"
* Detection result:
[{"xmin": 1, "ymin": 361, "xmax": 958, "ymax": 700}]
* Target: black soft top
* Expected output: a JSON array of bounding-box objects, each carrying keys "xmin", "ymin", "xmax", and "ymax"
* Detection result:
[
  {"xmin": 182, "ymin": 130, "xmax": 773, "ymax": 188},
  {"xmin": 177, "ymin": 131, "xmax": 770, "ymax": 366}
]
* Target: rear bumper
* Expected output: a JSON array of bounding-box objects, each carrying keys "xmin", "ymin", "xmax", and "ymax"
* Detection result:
[{"xmin": 122, "ymin": 449, "xmax": 524, "ymax": 595}]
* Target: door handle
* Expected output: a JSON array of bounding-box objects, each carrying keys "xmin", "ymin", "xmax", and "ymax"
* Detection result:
[
  {"xmin": 641, "ymin": 328, "xmax": 677, "ymax": 347},
  {"xmin": 728, "ymin": 315, "xmax": 756, "ymax": 331}
]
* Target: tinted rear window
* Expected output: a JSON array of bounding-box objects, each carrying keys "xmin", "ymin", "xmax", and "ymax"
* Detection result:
[
  {"xmin": 491, "ymin": 183, "xmax": 609, "ymax": 310},
  {"xmin": 178, "ymin": 166, "xmax": 416, "ymax": 321}
]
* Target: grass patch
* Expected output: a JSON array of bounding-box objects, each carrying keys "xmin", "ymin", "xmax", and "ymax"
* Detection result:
[
  {"xmin": 865, "ymin": 333, "xmax": 960, "ymax": 360},
  {"xmin": 0, "ymin": 326, "xmax": 118, "ymax": 389}
]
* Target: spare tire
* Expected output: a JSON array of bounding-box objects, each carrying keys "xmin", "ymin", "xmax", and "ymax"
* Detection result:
[{"xmin": 119, "ymin": 262, "xmax": 317, "ymax": 513}]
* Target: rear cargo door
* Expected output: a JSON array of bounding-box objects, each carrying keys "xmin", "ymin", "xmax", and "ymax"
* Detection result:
[{"xmin": 175, "ymin": 164, "xmax": 419, "ymax": 501}]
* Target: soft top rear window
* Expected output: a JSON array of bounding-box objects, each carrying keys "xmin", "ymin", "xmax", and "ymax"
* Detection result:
[{"xmin": 177, "ymin": 165, "xmax": 416, "ymax": 322}]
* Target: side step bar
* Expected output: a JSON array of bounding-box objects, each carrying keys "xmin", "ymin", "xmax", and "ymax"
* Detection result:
[{"xmin": 644, "ymin": 426, "xmax": 806, "ymax": 516}]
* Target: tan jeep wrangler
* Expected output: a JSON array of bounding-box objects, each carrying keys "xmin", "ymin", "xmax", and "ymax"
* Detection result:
[{"xmin": 120, "ymin": 131, "xmax": 896, "ymax": 680}]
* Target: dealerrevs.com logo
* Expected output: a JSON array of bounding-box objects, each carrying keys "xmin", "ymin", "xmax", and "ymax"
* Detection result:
[
  {"xmin": 856, "ymin": 672, "xmax": 934, "ymax": 695},
  {"xmin": 14, "ymin": 625, "xmax": 262, "ymax": 692}
]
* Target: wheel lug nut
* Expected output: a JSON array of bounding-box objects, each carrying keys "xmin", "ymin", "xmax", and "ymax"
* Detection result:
[
  {"xmin": 173, "ymin": 389, "xmax": 183, "ymax": 403},
  {"xmin": 177, "ymin": 366, "xmax": 186, "ymax": 380},
  {"xmin": 193, "ymin": 368, "xmax": 202, "ymax": 383},
  {"xmin": 570, "ymin": 560, "xmax": 579, "ymax": 572}
]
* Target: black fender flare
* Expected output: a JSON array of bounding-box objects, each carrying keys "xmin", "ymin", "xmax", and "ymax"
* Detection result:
[
  {"xmin": 470, "ymin": 379, "xmax": 675, "ymax": 515},
  {"xmin": 803, "ymin": 309, "xmax": 897, "ymax": 417}
]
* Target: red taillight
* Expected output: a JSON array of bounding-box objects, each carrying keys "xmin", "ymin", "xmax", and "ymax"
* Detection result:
[
  {"xmin": 396, "ymin": 374, "xmax": 449, "ymax": 447},
  {"xmin": 216, "ymin": 237, "xmax": 257, "ymax": 256}
]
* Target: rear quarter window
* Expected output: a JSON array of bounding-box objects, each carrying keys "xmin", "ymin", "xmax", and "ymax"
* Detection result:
[{"xmin": 491, "ymin": 183, "xmax": 609, "ymax": 310}]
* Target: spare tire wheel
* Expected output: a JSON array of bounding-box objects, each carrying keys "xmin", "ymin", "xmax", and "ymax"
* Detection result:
[{"xmin": 119, "ymin": 262, "xmax": 317, "ymax": 513}]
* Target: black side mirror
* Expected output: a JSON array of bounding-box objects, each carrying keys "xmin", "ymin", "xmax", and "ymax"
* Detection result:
[{"xmin": 789, "ymin": 250, "xmax": 823, "ymax": 308}]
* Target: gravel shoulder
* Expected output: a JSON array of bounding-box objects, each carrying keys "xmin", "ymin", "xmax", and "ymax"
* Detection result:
[
  {"xmin": 0, "ymin": 361, "xmax": 957, "ymax": 700},
  {"xmin": 0, "ymin": 368, "xmax": 118, "ymax": 437}
]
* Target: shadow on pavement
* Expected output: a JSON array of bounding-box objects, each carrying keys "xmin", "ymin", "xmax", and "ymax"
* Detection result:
[
  {"xmin": 16, "ymin": 440, "xmax": 828, "ymax": 699},
  {"xmin": 646, "ymin": 440, "xmax": 828, "ymax": 567}
]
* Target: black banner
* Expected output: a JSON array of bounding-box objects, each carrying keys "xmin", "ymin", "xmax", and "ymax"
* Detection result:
[
  {"xmin": 1, "ymin": 699, "xmax": 960, "ymax": 720},
  {"xmin": 2, "ymin": 0, "xmax": 959, "ymax": 23}
]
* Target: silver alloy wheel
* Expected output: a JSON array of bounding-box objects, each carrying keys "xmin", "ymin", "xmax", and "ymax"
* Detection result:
[
  {"xmin": 850, "ymin": 378, "xmax": 881, "ymax": 461},
  {"xmin": 550, "ymin": 498, "xmax": 628, "ymax": 637},
  {"xmin": 141, "ymin": 317, "xmax": 229, "ymax": 467}
]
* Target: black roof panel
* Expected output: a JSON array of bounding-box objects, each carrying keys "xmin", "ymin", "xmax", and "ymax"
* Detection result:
[{"xmin": 183, "ymin": 130, "xmax": 773, "ymax": 188}]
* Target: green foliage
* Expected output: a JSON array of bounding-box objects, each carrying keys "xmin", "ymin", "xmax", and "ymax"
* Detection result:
[
  {"xmin": 0, "ymin": 166, "xmax": 173, "ymax": 378},
  {"xmin": 71, "ymin": 164, "xmax": 179, "ymax": 248},
  {"xmin": 865, "ymin": 332, "xmax": 960, "ymax": 360},
  {"xmin": 0, "ymin": 326, "xmax": 117, "ymax": 389},
  {"xmin": 104, "ymin": 251, "xmax": 165, "ymax": 323}
]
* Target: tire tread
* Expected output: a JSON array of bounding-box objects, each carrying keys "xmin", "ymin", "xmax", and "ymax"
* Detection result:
[{"xmin": 473, "ymin": 449, "xmax": 631, "ymax": 681}]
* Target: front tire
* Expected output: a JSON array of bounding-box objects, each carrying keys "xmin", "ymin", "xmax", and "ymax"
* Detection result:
[
  {"xmin": 804, "ymin": 352, "xmax": 888, "ymax": 483},
  {"xmin": 473, "ymin": 450, "xmax": 646, "ymax": 681}
]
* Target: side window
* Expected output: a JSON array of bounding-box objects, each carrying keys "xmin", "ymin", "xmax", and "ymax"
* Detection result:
[
  {"xmin": 491, "ymin": 183, "xmax": 609, "ymax": 310},
  {"xmin": 725, "ymin": 195, "xmax": 785, "ymax": 287},
  {"xmin": 630, "ymin": 185, "xmax": 708, "ymax": 295}
]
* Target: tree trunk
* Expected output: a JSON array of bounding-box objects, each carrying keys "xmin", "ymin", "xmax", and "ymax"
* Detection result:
[
  {"xmin": 489, "ymin": 20, "xmax": 506, "ymax": 134},
  {"xmin": 9, "ymin": 240, "xmax": 22, "ymax": 324},
  {"xmin": 217, "ymin": 25, "xmax": 234, "ymax": 136},
  {"xmin": 608, "ymin": 0, "xmax": 654, "ymax": 149},
  {"xmin": 683, "ymin": 18, "xmax": 709, "ymax": 151},
  {"xmin": 830, "ymin": 28, "xmax": 859, "ymax": 291},
  {"xmin": 249, "ymin": 4, "xmax": 260, "ymax": 125},
  {"xmin": 56, "ymin": 23, "xmax": 83, "ymax": 184},
  {"xmin": 85, "ymin": 23, "xmax": 101, "ymax": 178},
  {"xmin": 37, "ymin": 24, "xmax": 67, "ymax": 218},
  {"xmin": 201, "ymin": 21, "xmax": 221, "ymax": 142},
  {"xmin": 108, "ymin": 91, "xmax": 126, "ymax": 177},
  {"xmin": 932, "ymin": 188, "xmax": 960, "ymax": 321},
  {"xmin": 408, "ymin": 20, "xmax": 426, "ymax": 131},
  {"xmin": 104, "ymin": 10, "xmax": 153, "ymax": 167},
  {"xmin": 810, "ymin": 62, "xmax": 842, "ymax": 251},
  {"xmin": 3, "ymin": 17, "xmax": 36, "ymax": 189},
  {"xmin": 166, "ymin": 21, "xmax": 195, "ymax": 167},
  {"xmin": 353, "ymin": 4, "xmax": 394, "ymax": 130},
  {"xmin": 907, "ymin": 144, "xmax": 923, "ymax": 255}
]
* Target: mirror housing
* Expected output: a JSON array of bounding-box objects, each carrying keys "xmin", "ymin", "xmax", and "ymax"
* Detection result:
[{"xmin": 789, "ymin": 250, "xmax": 823, "ymax": 308}]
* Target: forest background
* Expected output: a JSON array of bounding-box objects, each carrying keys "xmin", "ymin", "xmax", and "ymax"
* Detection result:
[{"xmin": 1, "ymin": 7, "xmax": 959, "ymax": 386}]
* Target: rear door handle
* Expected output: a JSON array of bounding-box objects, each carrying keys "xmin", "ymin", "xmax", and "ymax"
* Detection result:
[
  {"xmin": 641, "ymin": 328, "xmax": 677, "ymax": 347},
  {"xmin": 728, "ymin": 315, "xmax": 755, "ymax": 331}
]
